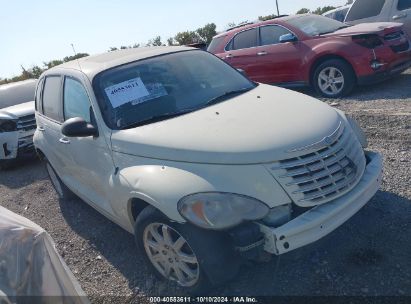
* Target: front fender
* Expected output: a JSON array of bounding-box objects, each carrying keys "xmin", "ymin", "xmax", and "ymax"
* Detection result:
[{"xmin": 113, "ymin": 153, "xmax": 292, "ymax": 230}]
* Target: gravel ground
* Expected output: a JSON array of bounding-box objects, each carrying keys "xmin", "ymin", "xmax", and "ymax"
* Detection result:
[{"xmin": 0, "ymin": 69, "xmax": 410, "ymax": 302}]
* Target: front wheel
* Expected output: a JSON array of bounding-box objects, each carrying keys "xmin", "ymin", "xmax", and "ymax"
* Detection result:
[
  {"xmin": 313, "ymin": 59, "xmax": 356, "ymax": 98},
  {"xmin": 134, "ymin": 206, "xmax": 240, "ymax": 294}
]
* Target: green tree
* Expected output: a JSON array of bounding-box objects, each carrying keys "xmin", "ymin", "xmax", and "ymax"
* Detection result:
[
  {"xmin": 196, "ymin": 23, "xmax": 217, "ymax": 44},
  {"xmin": 174, "ymin": 31, "xmax": 200, "ymax": 45},
  {"xmin": 258, "ymin": 14, "xmax": 277, "ymax": 21},
  {"xmin": 108, "ymin": 47, "xmax": 118, "ymax": 52},
  {"xmin": 44, "ymin": 60, "xmax": 64, "ymax": 69},
  {"xmin": 63, "ymin": 53, "xmax": 89, "ymax": 62},
  {"xmin": 147, "ymin": 36, "xmax": 163, "ymax": 46},
  {"xmin": 312, "ymin": 6, "xmax": 336, "ymax": 15},
  {"xmin": 296, "ymin": 8, "xmax": 310, "ymax": 14}
]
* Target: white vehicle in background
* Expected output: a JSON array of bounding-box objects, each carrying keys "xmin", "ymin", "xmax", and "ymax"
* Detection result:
[
  {"xmin": 34, "ymin": 47, "xmax": 383, "ymax": 293},
  {"xmin": 0, "ymin": 79, "xmax": 37, "ymax": 168},
  {"xmin": 345, "ymin": 0, "xmax": 411, "ymax": 37},
  {"xmin": 323, "ymin": 5, "xmax": 351, "ymax": 22}
]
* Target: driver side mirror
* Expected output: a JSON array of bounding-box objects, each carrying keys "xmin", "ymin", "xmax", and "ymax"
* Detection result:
[
  {"xmin": 279, "ymin": 33, "xmax": 298, "ymax": 43},
  {"xmin": 61, "ymin": 117, "xmax": 98, "ymax": 138}
]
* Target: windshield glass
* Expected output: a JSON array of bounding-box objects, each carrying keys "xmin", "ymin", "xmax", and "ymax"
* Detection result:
[
  {"xmin": 93, "ymin": 50, "xmax": 256, "ymax": 129},
  {"xmin": 0, "ymin": 80, "xmax": 36, "ymax": 109},
  {"xmin": 287, "ymin": 15, "xmax": 349, "ymax": 36}
]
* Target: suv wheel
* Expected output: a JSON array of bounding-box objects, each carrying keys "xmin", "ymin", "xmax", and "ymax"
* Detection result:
[
  {"xmin": 134, "ymin": 206, "xmax": 240, "ymax": 294},
  {"xmin": 46, "ymin": 161, "xmax": 74, "ymax": 200},
  {"xmin": 313, "ymin": 59, "xmax": 355, "ymax": 98}
]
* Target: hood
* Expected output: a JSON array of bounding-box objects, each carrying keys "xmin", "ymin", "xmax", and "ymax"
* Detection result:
[
  {"xmin": 326, "ymin": 22, "xmax": 403, "ymax": 37},
  {"xmin": 0, "ymin": 101, "xmax": 35, "ymax": 120},
  {"xmin": 111, "ymin": 84, "xmax": 342, "ymax": 164}
]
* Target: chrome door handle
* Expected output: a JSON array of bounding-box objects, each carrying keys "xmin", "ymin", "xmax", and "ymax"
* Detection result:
[
  {"xmin": 393, "ymin": 13, "xmax": 407, "ymax": 20},
  {"xmin": 37, "ymin": 126, "xmax": 45, "ymax": 132},
  {"xmin": 225, "ymin": 54, "xmax": 234, "ymax": 58},
  {"xmin": 59, "ymin": 137, "xmax": 70, "ymax": 144},
  {"xmin": 257, "ymin": 51, "xmax": 268, "ymax": 56}
]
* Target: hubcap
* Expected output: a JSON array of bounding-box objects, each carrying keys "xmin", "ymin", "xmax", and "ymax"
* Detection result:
[
  {"xmin": 143, "ymin": 223, "xmax": 200, "ymax": 287},
  {"xmin": 46, "ymin": 163, "xmax": 63, "ymax": 197},
  {"xmin": 318, "ymin": 67, "xmax": 345, "ymax": 95}
]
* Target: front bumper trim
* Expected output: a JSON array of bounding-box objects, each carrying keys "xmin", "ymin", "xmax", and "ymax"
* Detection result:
[{"xmin": 260, "ymin": 151, "xmax": 383, "ymax": 255}]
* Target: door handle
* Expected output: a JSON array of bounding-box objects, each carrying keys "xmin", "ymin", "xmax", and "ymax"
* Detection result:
[
  {"xmin": 257, "ymin": 51, "xmax": 268, "ymax": 56},
  {"xmin": 225, "ymin": 54, "xmax": 234, "ymax": 58},
  {"xmin": 59, "ymin": 137, "xmax": 70, "ymax": 144},
  {"xmin": 37, "ymin": 126, "xmax": 45, "ymax": 132},
  {"xmin": 393, "ymin": 13, "xmax": 407, "ymax": 20}
]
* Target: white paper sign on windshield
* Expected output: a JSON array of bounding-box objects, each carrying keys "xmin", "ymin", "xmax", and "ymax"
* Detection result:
[{"xmin": 104, "ymin": 77, "xmax": 150, "ymax": 108}]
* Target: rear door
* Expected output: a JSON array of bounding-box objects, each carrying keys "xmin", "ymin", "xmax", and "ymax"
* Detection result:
[
  {"xmin": 36, "ymin": 75, "xmax": 68, "ymax": 174},
  {"xmin": 392, "ymin": 0, "xmax": 411, "ymax": 37},
  {"xmin": 223, "ymin": 28, "xmax": 261, "ymax": 78},
  {"xmin": 252, "ymin": 25, "xmax": 304, "ymax": 84}
]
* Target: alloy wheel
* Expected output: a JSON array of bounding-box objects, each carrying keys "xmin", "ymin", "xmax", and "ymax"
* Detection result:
[
  {"xmin": 318, "ymin": 67, "xmax": 345, "ymax": 96},
  {"xmin": 143, "ymin": 223, "xmax": 200, "ymax": 287}
]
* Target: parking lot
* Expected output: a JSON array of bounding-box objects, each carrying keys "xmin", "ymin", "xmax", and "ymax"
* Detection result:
[{"xmin": 0, "ymin": 69, "xmax": 410, "ymax": 300}]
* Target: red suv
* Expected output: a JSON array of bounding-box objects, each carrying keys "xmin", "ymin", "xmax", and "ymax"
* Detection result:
[{"xmin": 208, "ymin": 14, "xmax": 411, "ymax": 97}]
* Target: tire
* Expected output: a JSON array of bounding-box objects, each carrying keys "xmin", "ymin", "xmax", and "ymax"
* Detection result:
[
  {"xmin": 134, "ymin": 205, "xmax": 240, "ymax": 294},
  {"xmin": 313, "ymin": 59, "xmax": 356, "ymax": 98},
  {"xmin": 45, "ymin": 160, "xmax": 74, "ymax": 200}
]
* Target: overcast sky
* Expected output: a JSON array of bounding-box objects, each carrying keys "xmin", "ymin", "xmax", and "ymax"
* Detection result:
[{"xmin": 0, "ymin": 0, "xmax": 346, "ymax": 78}]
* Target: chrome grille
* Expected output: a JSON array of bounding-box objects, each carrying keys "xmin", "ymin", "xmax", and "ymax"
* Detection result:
[
  {"xmin": 269, "ymin": 122, "xmax": 366, "ymax": 207},
  {"xmin": 17, "ymin": 114, "xmax": 36, "ymax": 131}
]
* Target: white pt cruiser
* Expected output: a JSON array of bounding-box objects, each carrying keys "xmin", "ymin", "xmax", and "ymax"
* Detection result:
[{"xmin": 34, "ymin": 47, "xmax": 383, "ymax": 293}]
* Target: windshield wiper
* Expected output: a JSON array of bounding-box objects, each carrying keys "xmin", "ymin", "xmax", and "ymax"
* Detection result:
[
  {"xmin": 317, "ymin": 25, "xmax": 351, "ymax": 36},
  {"xmin": 121, "ymin": 109, "xmax": 194, "ymax": 129},
  {"xmin": 205, "ymin": 87, "xmax": 254, "ymax": 106}
]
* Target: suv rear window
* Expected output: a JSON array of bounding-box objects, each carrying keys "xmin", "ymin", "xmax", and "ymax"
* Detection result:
[
  {"xmin": 345, "ymin": 0, "xmax": 385, "ymax": 21},
  {"xmin": 207, "ymin": 36, "xmax": 225, "ymax": 53},
  {"xmin": 230, "ymin": 28, "xmax": 258, "ymax": 50},
  {"xmin": 398, "ymin": 0, "xmax": 411, "ymax": 10}
]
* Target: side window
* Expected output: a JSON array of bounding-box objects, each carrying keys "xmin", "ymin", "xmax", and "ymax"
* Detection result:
[
  {"xmin": 345, "ymin": 0, "xmax": 385, "ymax": 21},
  {"xmin": 231, "ymin": 28, "xmax": 258, "ymax": 50},
  {"xmin": 35, "ymin": 78, "xmax": 44, "ymax": 112},
  {"xmin": 398, "ymin": 0, "xmax": 411, "ymax": 10},
  {"xmin": 260, "ymin": 25, "xmax": 292, "ymax": 46},
  {"xmin": 63, "ymin": 77, "xmax": 91, "ymax": 122},
  {"xmin": 42, "ymin": 76, "xmax": 62, "ymax": 122}
]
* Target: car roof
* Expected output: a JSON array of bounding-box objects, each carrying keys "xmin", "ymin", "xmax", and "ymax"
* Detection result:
[
  {"xmin": 44, "ymin": 46, "xmax": 194, "ymax": 80},
  {"xmin": 213, "ymin": 15, "xmax": 301, "ymax": 39}
]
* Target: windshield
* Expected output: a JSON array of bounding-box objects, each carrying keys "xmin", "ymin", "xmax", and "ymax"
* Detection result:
[
  {"xmin": 93, "ymin": 50, "xmax": 256, "ymax": 129},
  {"xmin": 287, "ymin": 15, "xmax": 349, "ymax": 36},
  {"xmin": 0, "ymin": 80, "xmax": 36, "ymax": 109}
]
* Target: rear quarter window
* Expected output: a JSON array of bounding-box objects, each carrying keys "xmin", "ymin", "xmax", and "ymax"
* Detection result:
[
  {"xmin": 345, "ymin": 0, "xmax": 385, "ymax": 21},
  {"xmin": 207, "ymin": 36, "xmax": 226, "ymax": 53}
]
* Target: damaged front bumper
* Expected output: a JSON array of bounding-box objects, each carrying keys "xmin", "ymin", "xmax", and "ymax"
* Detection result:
[
  {"xmin": 259, "ymin": 151, "xmax": 383, "ymax": 255},
  {"xmin": 0, "ymin": 129, "xmax": 35, "ymax": 161}
]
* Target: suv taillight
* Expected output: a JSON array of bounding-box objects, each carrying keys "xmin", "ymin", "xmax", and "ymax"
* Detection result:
[{"xmin": 352, "ymin": 34, "xmax": 383, "ymax": 49}]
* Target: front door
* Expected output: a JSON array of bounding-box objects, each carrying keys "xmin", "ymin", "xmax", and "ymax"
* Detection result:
[
  {"xmin": 253, "ymin": 25, "xmax": 304, "ymax": 84},
  {"xmin": 60, "ymin": 75, "xmax": 115, "ymax": 216}
]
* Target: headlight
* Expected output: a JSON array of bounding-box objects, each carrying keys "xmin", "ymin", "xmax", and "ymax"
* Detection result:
[
  {"xmin": 347, "ymin": 116, "xmax": 368, "ymax": 148},
  {"xmin": 178, "ymin": 192, "xmax": 269, "ymax": 230},
  {"xmin": 0, "ymin": 119, "xmax": 17, "ymax": 132}
]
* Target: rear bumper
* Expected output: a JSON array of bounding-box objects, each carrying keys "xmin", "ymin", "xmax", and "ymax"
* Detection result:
[
  {"xmin": 358, "ymin": 59, "xmax": 411, "ymax": 85},
  {"xmin": 259, "ymin": 151, "xmax": 383, "ymax": 255}
]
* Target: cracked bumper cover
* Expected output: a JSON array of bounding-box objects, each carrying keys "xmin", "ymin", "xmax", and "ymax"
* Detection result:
[
  {"xmin": 0, "ymin": 130, "xmax": 35, "ymax": 161},
  {"xmin": 259, "ymin": 151, "xmax": 383, "ymax": 255}
]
